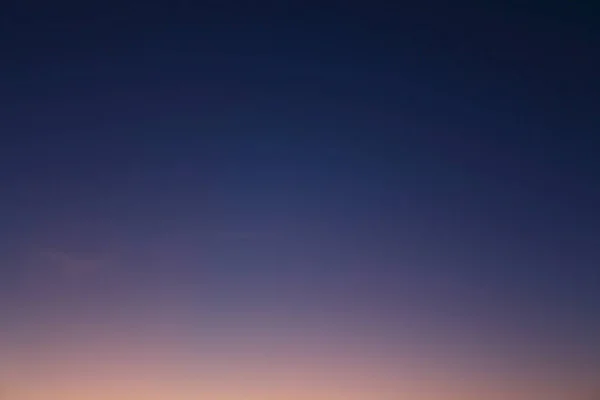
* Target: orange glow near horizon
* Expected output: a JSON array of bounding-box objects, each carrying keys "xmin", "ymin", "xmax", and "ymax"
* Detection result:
[
  {"xmin": 1, "ymin": 278, "xmax": 594, "ymax": 400},
  {"xmin": 1, "ymin": 325, "xmax": 591, "ymax": 400}
]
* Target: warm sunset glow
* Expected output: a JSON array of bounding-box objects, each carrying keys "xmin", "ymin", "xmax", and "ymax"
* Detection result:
[{"xmin": 1, "ymin": 320, "xmax": 592, "ymax": 400}]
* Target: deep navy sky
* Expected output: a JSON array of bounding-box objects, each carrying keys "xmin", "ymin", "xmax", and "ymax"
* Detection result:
[{"xmin": 1, "ymin": 1, "xmax": 599, "ymax": 396}]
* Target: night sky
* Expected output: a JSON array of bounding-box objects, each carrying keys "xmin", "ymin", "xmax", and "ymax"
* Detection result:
[{"xmin": 1, "ymin": 2, "xmax": 599, "ymax": 399}]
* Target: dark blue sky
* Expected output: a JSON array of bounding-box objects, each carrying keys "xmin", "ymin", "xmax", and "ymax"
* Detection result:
[{"xmin": 1, "ymin": 1, "xmax": 599, "ymax": 398}]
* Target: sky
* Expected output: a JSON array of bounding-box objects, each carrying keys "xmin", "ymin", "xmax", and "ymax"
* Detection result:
[{"xmin": 1, "ymin": 1, "xmax": 599, "ymax": 399}]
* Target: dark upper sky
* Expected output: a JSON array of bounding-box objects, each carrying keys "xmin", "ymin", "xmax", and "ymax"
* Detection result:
[{"xmin": 1, "ymin": 1, "xmax": 599, "ymax": 398}]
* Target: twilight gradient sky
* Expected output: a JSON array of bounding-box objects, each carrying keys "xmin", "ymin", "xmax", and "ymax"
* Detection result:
[{"xmin": 1, "ymin": 1, "xmax": 599, "ymax": 399}]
